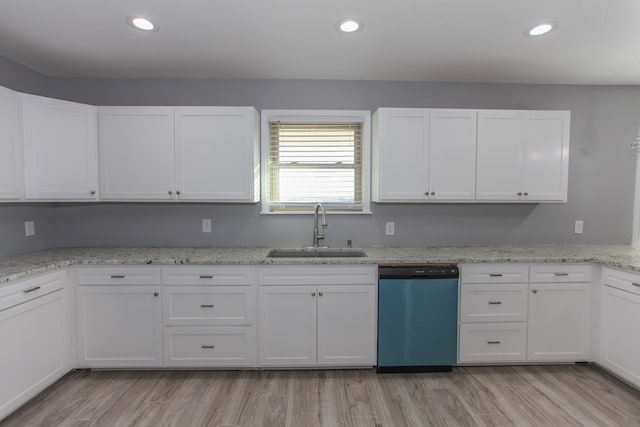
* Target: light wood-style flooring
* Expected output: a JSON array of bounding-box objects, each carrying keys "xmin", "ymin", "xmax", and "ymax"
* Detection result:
[{"xmin": 2, "ymin": 364, "xmax": 640, "ymax": 427}]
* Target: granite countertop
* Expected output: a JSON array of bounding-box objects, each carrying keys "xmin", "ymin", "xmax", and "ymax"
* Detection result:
[{"xmin": 2, "ymin": 245, "xmax": 640, "ymax": 285}]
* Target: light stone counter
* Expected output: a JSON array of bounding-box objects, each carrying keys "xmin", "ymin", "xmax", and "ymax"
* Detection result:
[{"xmin": 2, "ymin": 245, "xmax": 640, "ymax": 285}]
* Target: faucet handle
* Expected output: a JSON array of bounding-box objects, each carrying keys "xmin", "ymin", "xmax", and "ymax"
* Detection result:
[{"xmin": 347, "ymin": 239, "xmax": 352, "ymax": 248}]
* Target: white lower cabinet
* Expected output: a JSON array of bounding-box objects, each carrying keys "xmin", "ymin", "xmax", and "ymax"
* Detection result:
[
  {"xmin": 0, "ymin": 271, "xmax": 71, "ymax": 421},
  {"xmin": 76, "ymin": 285, "xmax": 163, "ymax": 368},
  {"xmin": 164, "ymin": 327, "xmax": 255, "ymax": 367},
  {"xmin": 258, "ymin": 266, "xmax": 377, "ymax": 368},
  {"xmin": 527, "ymin": 282, "xmax": 590, "ymax": 361},
  {"xmin": 459, "ymin": 263, "xmax": 592, "ymax": 364},
  {"xmin": 600, "ymin": 268, "xmax": 640, "ymax": 388}
]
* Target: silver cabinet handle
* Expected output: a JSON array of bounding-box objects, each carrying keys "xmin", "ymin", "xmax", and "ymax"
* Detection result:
[
  {"xmin": 517, "ymin": 192, "xmax": 523, "ymax": 196},
  {"xmin": 168, "ymin": 190, "xmax": 173, "ymax": 195},
  {"xmin": 487, "ymin": 340, "xmax": 501, "ymax": 344},
  {"xmin": 311, "ymin": 292, "xmax": 316, "ymax": 297},
  {"xmin": 176, "ymin": 190, "xmax": 181, "ymax": 195},
  {"xmin": 424, "ymin": 192, "xmax": 429, "ymax": 196},
  {"xmin": 319, "ymin": 292, "xmax": 324, "ymax": 296},
  {"xmin": 523, "ymin": 192, "xmax": 529, "ymax": 196},
  {"xmin": 554, "ymin": 272, "xmax": 569, "ymax": 276},
  {"xmin": 199, "ymin": 275, "xmax": 213, "ymax": 279},
  {"xmin": 488, "ymin": 301, "xmax": 502, "ymax": 305},
  {"xmin": 110, "ymin": 275, "xmax": 125, "ymax": 279},
  {"xmin": 532, "ymin": 289, "xmax": 538, "ymax": 294},
  {"xmin": 489, "ymin": 273, "xmax": 503, "ymax": 277},
  {"xmin": 430, "ymin": 191, "xmax": 435, "ymax": 196},
  {"xmin": 201, "ymin": 345, "xmax": 215, "ymax": 349},
  {"xmin": 23, "ymin": 286, "xmax": 41, "ymax": 293},
  {"xmin": 90, "ymin": 190, "xmax": 96, "ymax": 195},
  {"xmin": 154, "ymin": 292, "xmax": 159, "ymax": 297},
  {"xmin": 632, "ymin": 283, "xmax": 640, "ymax": 287},
  {"xmin": 200, "ymin": 304, "xmax": 214, "ymax": 308}
]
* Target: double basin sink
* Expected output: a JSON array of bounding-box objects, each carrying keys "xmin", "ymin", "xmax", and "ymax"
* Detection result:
[{"xmin": 267, "ymin": 248, "xmax": 367, "ymax": 258}]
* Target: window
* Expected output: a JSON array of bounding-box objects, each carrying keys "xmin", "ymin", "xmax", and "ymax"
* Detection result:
[{"xmin": 261, "ymin": 110, "xmax": 371, "ymax": 214}]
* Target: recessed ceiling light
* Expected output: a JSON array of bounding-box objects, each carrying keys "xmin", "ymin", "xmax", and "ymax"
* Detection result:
[
  {"xmin": 525, "ymin": 21, "xmax": 556, "ymax": 37},
  {"xmin": 337, "ymin": 18, "xmax": 362, "ymax": 34},
  {"xmin": 127, "ymin": 16, "xmax": 157, "ymax": 32}
]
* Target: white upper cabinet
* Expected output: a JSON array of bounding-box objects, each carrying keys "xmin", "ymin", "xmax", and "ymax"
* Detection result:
[
  {"xmin": 174, "ymin": 107, "xmax": 259, "ymax": 201},
  {"xmin": 99, "ymin": 106, "xmax": 259, "ymax": 202},
  {"xmin": 22, "ymin": 94, "xmax": 98, "ymax": 200},
  {"xmin": 99, "ymin": 107, "xmax": 175, "ymax": 200},
  {"xmin": 372, "ymin": 108, "xmax": 476, "ymax": 202},
  {"xmin": 0, "ymin": 86, "xmax": 22, "ymax": 200},
  {"xmin": 476, "ymin": 110, "xmax": 570, "ymax": 202}
]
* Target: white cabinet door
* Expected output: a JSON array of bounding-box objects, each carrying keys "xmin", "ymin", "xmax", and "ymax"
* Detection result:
[
  {"xmin": 99, "ymin": 107, "xmax": 175, "ymax": 200},
  {"xmin": 317, "ymin": 285, "xmax": 376, "ymax": 366},
  {"xmin": 476, "ymin": 110, "xmax": 524, "ymax": 201},
  {"xmin": 175, "ymin": 107, "xmax": 259, "ymax": 202},
  {"xmin": 600, "ymin": 286, "xmax": 640, "ymax": 388},
  {"xmin": 0, "ymin": 290, "xmax": 68, "ymax": 420},
  {"xmin": 77, "ymin": 286, "xmax": 162, "ymax": 367},
  {"xmin": 373, "ymin": 108, "xmax": 429, "ymax": 201},
  {"xmin": 0, "ymin": 86, "xmax": 22, "ymax": 200},
  {"xmin": 22, "ymin": 94, "xmax": 98, "ymax": 200},
  {"xmin": 522, "ymin": 111, "xmax": 570, "ymax": 201},
  {"xmin": 428, "ymin": 109, "xmax": 477, "ymax": 201},
  {"xmin": 527, "ymin": 283, "xmax": 590, "ymax": 361},
  {"xmin": 258, "ymin": 286, "xmax": 317, "ymax": 366}
]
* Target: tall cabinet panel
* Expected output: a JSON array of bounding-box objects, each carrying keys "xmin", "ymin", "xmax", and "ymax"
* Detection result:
[
  {"xmin": 0, "ymin": 86, "xmax": 22, "ymax": 200},
  {"xmin": 372, "ymin": 108, "xmax": 429, "ymax": 201},
  {"xmin": 476, "ymin": 110, "xmax": 524, "ymax": 201},
  {"xmin": 22, "ymin": 94, "xmax": 98, "ymax": 200},
  {"xmin": 174, "ymin": 107, "xmax": 259, "ymax": 201},
  {"xmin": 429, "ymin": 109, "xmax": 477, "ymax": 200},
  {"xmin": 99, "ymin": 107, "xmax": 175, "ymax": 200}
]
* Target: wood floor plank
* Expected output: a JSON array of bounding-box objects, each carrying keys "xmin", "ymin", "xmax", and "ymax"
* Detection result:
[{"xmin": 3, "ymin": 365, "xmax": 640, "ymax": 427}]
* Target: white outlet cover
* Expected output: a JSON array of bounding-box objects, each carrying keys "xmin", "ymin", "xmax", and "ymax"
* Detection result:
[
  {"xmin": 574, "ymin": 220, "xmax": 584, "ymax": 235},
  {"xmin": 202, "ymin": 219, "xmax": 212, "ymax": 233},
  {"xmin": 385, "ymin": 221, "xmax": 395, "ymax": 236},
  {"xmin": 25, "ymin": 221, "xmax": 35, "ymax": 237}
]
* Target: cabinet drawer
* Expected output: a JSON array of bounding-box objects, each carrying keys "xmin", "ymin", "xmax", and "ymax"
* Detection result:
[
  {"xmin": 602, "ymin": 267, "xmax": 640, "ymax": 296},
  {"xmin": 258, "ymin": 265, "xmax": 376, "ymax": 286},
  {"xmin": 530, "ymin": 264, "xmax": 591, "ymax": 283},
  {"xmin": 163, "ymin": 327, "xmax": 256, "ymax": 367},
  {"xmin": 76, "ymin": 266, "xmax": 161, "ymax": 286},
  {"xmin": 162, "ymin": 266, "xmax": 255, "ymax": 286},
  {"xmin": 460, "ymin": 264, "xmax": 528, "ymax": 284},
  {"xmin": 163, "ymin": 286, "xmax": 254, "ymax": 326},
  {"xmin": 460, "ymin": 284, "xmax": 528, "ymax": 323},
  {"xmin": 0, "ymin": 270, "xmax": 66, "ymax": 312},
  {"xmin": 459, "ymin": 323, "xmax": 527, "ymax": 363}
]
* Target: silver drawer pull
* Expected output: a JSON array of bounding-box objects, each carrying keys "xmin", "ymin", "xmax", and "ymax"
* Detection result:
[
  {"xmin": 199, "ymin": 275, "xmax": 213, "ymax": 279},
  {"xmin": 632, "ymin": 283, "xmax": 640, "ymax": 287},
  {"xmin": 554, "ymin": 272, "xmax": 569, "ymax": 276},
  {"xmin": 23, "ymin": 286, "xmax": 41, "ymax": 293},
  {"xmin": 110, "ymin": 275, "xmax": 126, "ymax": 279},
  {"xmin": 487, "ymin": 340, "xmax": 501, "ymax": 345},
  {"xmin": 489, "ymin": 273, "xmax": 503, "ymax": 277},
  {"xmin": 201, "ymin": 345, "xmax": 215, "ymax": 349},
  {"xmin": 200, "ymin": 304, "xmax": 214, "ymax": 308},
  {"xmin": 488, "ymin": 301, "xmax": 502, "ymax": 305}
]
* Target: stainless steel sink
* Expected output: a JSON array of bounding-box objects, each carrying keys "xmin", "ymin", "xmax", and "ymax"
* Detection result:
[{"xmin": 267, "ymin": 248, "xmax": 367, "ymax": 258}]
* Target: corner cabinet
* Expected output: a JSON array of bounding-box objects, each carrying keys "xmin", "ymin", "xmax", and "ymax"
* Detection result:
[
  {"xmin": 257, "ymin": 265, "xmax": 377, "ymax": 367},
  {"xmin": 372, "ymin": 108, "xmax": 477, "ymax": 202},
  {"xmin": 99, "ymin": 106, "xmax": 260, "ymax": 202},
  {"xmin": 476, "ymin": 110, "xmax": 570, "ymax": 202},
  {"xmin": 21, "ymin": 94, "xmax": 98, "ymax": 200},
  {"xmin": 0, "ymin": 86, "xmax": 22, "ymax": 200}
]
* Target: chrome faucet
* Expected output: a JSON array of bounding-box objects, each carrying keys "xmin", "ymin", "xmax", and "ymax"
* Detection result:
[{"xmin": 312, "ymin": 203, "xmax": 328, "ymax": 248}]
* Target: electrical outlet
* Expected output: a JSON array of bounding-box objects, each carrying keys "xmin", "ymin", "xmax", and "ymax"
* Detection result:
[
  {"xmin": 202, "ymin": 219, "xmax": 212, "ymax": 233},
  {"xmin": 25, "ymin": 221, "xmax": 35, "ymax": 237},
  {"xmin": 385, "ymin": 221, "xmax": 395, "ymax": 236},
  {"xmin": 574, "ymin": 220, "xmax": 584, "ymax": 235}
]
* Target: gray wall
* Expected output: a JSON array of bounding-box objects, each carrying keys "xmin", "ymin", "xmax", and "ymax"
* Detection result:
[
  {"xmin": 1, "ymin": 54, "xmax": 638, "ymax": 253},
  {"xmin": 46, "ymin": 79, "xmax": 638, "ymax": 248},
  {"xmin": 0, "ymin": 57, "xmax": 54, "ymax": 256}
]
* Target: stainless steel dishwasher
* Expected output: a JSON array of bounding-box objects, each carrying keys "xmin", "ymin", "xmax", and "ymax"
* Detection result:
[{"xmin": 377, "ymin": 264, "xmax": 459, "ymax": 373}]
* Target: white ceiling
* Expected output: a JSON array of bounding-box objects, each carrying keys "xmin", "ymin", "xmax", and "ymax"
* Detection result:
[{"xmin": 1, "ymin": 0, "xmax": 640, "ymax": 84}]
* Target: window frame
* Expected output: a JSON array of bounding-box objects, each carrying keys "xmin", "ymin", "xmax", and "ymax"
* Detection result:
[{"xmin": 260, "ymin": 109, "xmax": 371, "ymax": 215}]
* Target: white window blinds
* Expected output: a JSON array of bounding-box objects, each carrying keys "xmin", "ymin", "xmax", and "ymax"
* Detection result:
[{"xmin": 267, "ymin": 121, "xmax": 364, "ymax": 212}]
